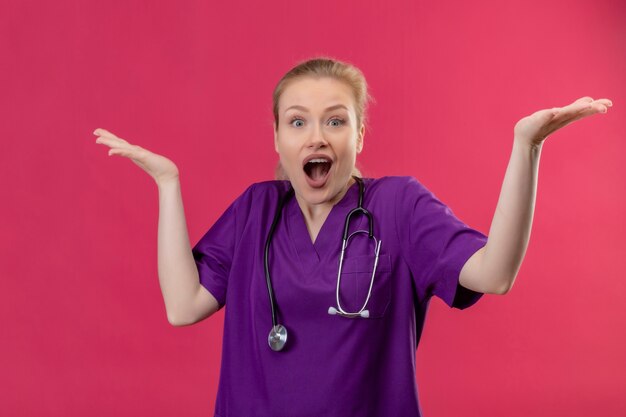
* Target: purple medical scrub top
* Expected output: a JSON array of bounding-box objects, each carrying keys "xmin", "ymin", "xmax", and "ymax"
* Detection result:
[{"xmin": 192, "ymin": 176, "xmax": 488, "ymax": 417}]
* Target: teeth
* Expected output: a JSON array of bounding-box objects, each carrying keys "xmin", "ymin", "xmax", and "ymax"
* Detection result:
[{"xmin": 307, "ymin": 158, "xmax": 330, "ymax": 163}]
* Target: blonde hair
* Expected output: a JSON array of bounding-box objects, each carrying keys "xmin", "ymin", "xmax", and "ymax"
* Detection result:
[{"xmin": 272, "ymin": 56, "xmax": 375, "ymax": 180}]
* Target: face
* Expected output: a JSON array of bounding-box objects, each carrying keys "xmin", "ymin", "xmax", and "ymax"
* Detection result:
[{"xmin": 274, "ymin": 77, "xmax": 365, "ymax": 208}]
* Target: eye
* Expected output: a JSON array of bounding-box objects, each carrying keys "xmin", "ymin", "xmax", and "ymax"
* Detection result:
[
  {"xmin": 329, "ymin": 118, "xmax": 345, "ymax": 127},
  {"xmin": 288, "ymin": 116, "xmax": 346, "ymax": 128},
  {"xmin": 289, "ymin": 116, "xmax": 304, "ymax": 128}
]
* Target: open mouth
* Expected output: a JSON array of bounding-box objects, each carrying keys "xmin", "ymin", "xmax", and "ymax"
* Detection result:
[{"xmin": 303, "ymin": 156, "xmax": 333, "ymax": 188}]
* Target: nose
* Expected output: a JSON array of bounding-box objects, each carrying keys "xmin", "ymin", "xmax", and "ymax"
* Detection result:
[{"xmin": 307, "ymin": 124, "xmax": 328, "ymax": 149}]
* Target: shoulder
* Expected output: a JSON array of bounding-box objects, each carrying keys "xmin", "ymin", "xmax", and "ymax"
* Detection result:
[
  {"xmin": 243, "ymin": 180, "xmax": 291, "ymax": 200},
  {"xmin": 249, "ymin": 179, "xmax": 291, "ymax": 191},
  {"xmin": 364, "ymin": 175, "xmax": 429, "ymax": 198},
  {"xmin": 364, "ymin": 175, "xmax": 424, "ymax": 187},
  {"xmin": 230, "ymin": 179, "xmax": 291, "ymax": 212},
  {"xmin": 364, "ymin": 176, "xmax": 437, "ymax": 224}
]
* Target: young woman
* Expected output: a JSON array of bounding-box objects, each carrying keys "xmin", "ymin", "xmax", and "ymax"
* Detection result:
[{"xmin": 93, "ymin": 57, "xmax": 612, "ymax": 417}]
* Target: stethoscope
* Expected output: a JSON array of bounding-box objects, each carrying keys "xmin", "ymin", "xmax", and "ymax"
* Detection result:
[{"xmin": 264, "ymin": 176, "xmax": 382, "ymax": 351}]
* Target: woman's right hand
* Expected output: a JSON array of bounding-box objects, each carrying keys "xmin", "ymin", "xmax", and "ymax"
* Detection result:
[{"xmin": 93, "ymin": 128, "xmax": 180, "ymax": 185}]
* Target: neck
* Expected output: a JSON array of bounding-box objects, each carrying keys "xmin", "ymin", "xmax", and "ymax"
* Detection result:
[{"xmin": 295, "ymin": 176, "xmax": 356, "ymax": 225}]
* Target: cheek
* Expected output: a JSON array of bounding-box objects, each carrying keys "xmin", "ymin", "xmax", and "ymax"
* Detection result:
[
  {"xmin": 338, "ymin": 144, "xmax": 357, "ymax": 161},
  {"xmin": 276, "ymin": 139, "xmax": 292, "ymax": 156},
  {"xmin": 335, "ymin": 154, "xmax": 356, "ymax": 175},
  {"xmin": 277, "ymin": 149, "xmax": 299, "ymax": 171}
]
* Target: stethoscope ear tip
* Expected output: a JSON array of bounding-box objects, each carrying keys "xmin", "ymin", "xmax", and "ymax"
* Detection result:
[{"xmin": 328, "ymin": 306, "xmax": 338, "ymax": 315}]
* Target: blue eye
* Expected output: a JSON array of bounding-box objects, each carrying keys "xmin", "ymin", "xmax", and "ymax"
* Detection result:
[
  {"xmin": 288, "ymin": 117, "xmax": 345, "ymax": 128},
  {"xmin": 290, "ymin": 117, "xmax": 304, "ymax": 127}
]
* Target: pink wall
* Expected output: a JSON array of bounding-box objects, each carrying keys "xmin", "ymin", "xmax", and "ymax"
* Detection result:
[{"xmin": 1, "ymin": 0, "xmax": 624, "ymax": 416}]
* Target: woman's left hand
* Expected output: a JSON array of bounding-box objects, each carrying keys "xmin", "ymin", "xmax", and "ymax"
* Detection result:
[{"xmin": 513, "ymin": 96, "xmax": 613, "ymax": 149}]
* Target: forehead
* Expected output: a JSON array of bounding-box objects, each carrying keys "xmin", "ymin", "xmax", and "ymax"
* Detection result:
[{"xmin": 280, "ymin": 77, "xmax": 354, "ymax": 113}]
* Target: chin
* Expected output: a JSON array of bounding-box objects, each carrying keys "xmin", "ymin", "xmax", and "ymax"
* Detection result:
[{"xmin": 289, "ymin": 176, "xmax": 325, "ymax": 201}]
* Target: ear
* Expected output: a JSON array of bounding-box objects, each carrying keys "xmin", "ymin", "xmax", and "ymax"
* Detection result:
[
  {"xmin": 356, "ymin": 124, "xmax": 365, "ymax": 153},
  {"xmin": 273, "ymin": 121, "xmax": 279, "ymax": 153}
]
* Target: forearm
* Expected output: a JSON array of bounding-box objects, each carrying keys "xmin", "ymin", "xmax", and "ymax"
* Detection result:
[
  {"xmin": 156, "ymin": 177, "xmax": 200, "ymax": 323},
  {"xmin": 482, "ymin": 139, "xmax": 542, "ymax": 293}
]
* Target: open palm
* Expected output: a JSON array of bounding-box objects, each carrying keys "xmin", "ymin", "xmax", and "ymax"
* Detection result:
[
  {"xmin": 514, "ymin": 96, "xmax": 613, "ymax": 148},
  {"xmin": 93, "ymin": 128, "xmax": 179, "ymax": 184}
]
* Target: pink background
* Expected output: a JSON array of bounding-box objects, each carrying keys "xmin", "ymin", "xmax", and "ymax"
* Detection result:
[{"xmin": 2, "ymin": 0, "xmax": 625, "ymax": 416}]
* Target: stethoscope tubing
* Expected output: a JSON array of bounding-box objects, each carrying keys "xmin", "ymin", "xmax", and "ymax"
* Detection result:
[
  {"xmin": 264, "ymin": 176, "xmax": 380, "ymax": 351},
  {"xmin": 333, "ymin": 230, "xmax": 381, "ymax": 318},
  {"xmin": 263, "ymin": 185, "xmax": 294, "ymax": 330}
]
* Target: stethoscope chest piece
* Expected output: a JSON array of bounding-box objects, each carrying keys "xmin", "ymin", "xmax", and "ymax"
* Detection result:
[{"xmin": 268, "ymin": 324, "xmax": 288, "ymax": 351}]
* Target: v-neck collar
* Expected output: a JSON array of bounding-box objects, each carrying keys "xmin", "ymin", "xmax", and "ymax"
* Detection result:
[{"xmin": 285, "ymin": 180, "xmax": 366, "ymax": 274}]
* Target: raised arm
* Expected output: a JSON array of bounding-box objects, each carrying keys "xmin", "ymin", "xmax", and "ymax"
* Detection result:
[
  {"xmin": 93, "ymin": 128, "xmax": 219, "ymax": 326},
  {"xmin": 157, "ymin": 178, "xmax": 220, "ymax": 325},
  {"xmin": 459, "ymin": 97, "xmax": 613, "ymax": 295}
]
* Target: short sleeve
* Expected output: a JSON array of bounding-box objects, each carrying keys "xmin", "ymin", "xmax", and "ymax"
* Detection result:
[
  {"xmin": 396, "ymin": 176, "xmax": 488, "ymax": 309},
  {"xmin": 191, "ymin": 186, "xmax": 252, "ymax": 310}
]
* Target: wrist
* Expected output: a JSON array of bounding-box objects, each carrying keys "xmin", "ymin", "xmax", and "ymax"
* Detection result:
[
  {"xmin": 156, "ymin": 174, "xmax": 180, "ymax": 190},
  {"xmin": 513, "ymin": 136, "xmax": 543, "ymax": 154}
]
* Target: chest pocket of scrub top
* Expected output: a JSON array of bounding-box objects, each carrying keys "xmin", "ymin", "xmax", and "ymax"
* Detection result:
[{"xmin": 338, "ymin": 253, "xmax": 392, "ymax": 318}]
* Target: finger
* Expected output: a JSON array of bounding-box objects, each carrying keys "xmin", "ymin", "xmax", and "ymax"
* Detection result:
[
  {"xmin": 560, "ymin": 96, "xmax": 596, "ymax": 112},
  {"xmin": 95, "ymin": 135, "xmax": 131, "ymax": 148},
  {"xmin": 553, "ymin": 99, "xmax": 596, "ymax": 119},
  {"xmin": 555, "ymin": 103, "xmax": 599, "ymax": 124},
  {"xmin": 594, "ymin": 98, "xmax": 612, "ymax": 107},
  {"xmin": 93, "ymin": 128, "xmax": 119, "ymax": 139},
  {"xmin": 573, "ymin": 96, "xmax": 594, "ymax": 105},
  {"xmin": 590, "ymin": 98, "xmax": 612, "ymax": 112},
  {"xmin": 93, "ymin": 128, "xmax": 130, "ymax": 145},
  {"xmin": 584, "ymin": 100, "xmax": 611, "ymax": 114},
  {"xmin": 552, "ymin": 97, "xmax": 593, "ymax": 115},
  {"xmin": 552, "ymin": 101, "xmax": 610, "ymax": 130},
  {"xmin": 94, "ymin": 129, "xmax": 130, "ymax": 149},
  {"xmin": 98, "ymin": 140, "xmax": 140, "ymax": 159},
  {"xmin": 569, "ymin": 97, "xmax": 612, "ymax": 114},
  {"xmin": 591, "ymin": 103, "xmax": 608, "ymax": 113},
  {"xmin": 108, "ymin": 147, "xmax": 140, "ymax": 158}
]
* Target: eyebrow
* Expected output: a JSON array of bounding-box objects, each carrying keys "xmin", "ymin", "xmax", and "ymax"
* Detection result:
[{"xmin": 284, "ymin": 104, "xmax": 349, "ymax": 114}]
